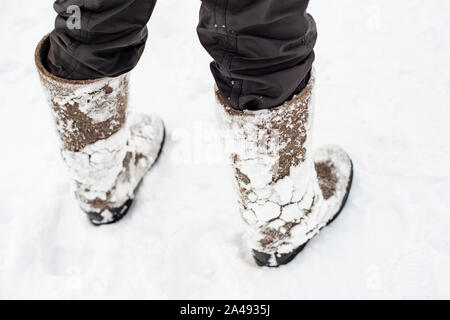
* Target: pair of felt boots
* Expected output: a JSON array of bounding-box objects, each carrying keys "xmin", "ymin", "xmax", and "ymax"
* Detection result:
[{"xmin": 36, "ymin": 35, "xmax": 353, "ymax": 267}]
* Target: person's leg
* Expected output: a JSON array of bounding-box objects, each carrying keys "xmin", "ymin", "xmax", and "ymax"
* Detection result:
[
  {"xmin": 35, "ymin": 0, "xmax": 165, "ymax": 225},
  {"xmin": 202, "ymin": 1, "xmax": 354, "ymax": 267},
  {"xmin": 48, "ymin": 0, "xmax": 157, "ymax": 80},
  {"xmin": 197, "ymin": 0, "xmax": 316, "ymax": 110}
]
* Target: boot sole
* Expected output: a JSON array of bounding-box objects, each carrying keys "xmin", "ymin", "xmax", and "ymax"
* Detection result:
[
  {"xmin": 88, "ymin": 125, "xmax": 167, "ymax": 226},
  {"xmin": 253, "ymin": 160, "xmax": 354, "ymax": 267}
]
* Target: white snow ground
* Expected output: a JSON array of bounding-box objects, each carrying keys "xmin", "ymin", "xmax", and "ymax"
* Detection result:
[{"xmin": 0, "ymin": 0, "xmax": 449, "ymax": 299}]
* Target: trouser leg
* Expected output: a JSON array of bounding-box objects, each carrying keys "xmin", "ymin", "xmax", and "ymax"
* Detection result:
[
  {"xmin": 197, "ymin": 0, "xmax": 317, "ymax": 110},
  {"xmin": 47, "ymin": 0, "xmax": 157, "ymax": 80}
]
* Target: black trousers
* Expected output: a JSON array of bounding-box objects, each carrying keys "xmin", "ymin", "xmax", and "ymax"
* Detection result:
[{"xmin": 48, "ymin": 0, "xmax": 316, "ymax": 110}]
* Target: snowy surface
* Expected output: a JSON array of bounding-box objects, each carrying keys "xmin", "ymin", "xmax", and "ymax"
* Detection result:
[{"xmin": 0, "ymin": 0, "xmax": 449, "ymax": 299}]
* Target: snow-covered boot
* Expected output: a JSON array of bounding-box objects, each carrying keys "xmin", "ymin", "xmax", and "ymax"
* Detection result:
[
  {"xmin": 217, "ymin": 73, "xmax": 353, "ymax": 267},
  {"xmin": 35, "ymin": 35, "xmax": 165, "ymax": 225}
]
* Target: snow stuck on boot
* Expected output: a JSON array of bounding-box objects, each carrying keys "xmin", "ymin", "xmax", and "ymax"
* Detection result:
[
  {"xmin": 216, "ymin": 73, "xmax": 353, "ymax": 267},
  {"xmin": 64, "ymin": 113, "xmax": 165, "ymax": 225}
]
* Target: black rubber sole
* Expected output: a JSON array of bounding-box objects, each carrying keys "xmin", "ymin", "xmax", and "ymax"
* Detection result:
[
  {"xmin": 87, "ymin": 125, "xmax": 166, "ymax": 226},
  {"xmin": 253, "ymin": 160, "xmax": 354, "ymax": 267},
  {"xmin": 153, "ymin": 125, "xmax": 167, "ymax": 167},
  {"xmin": 87, "ymin": 198, "xmax": 134, "ymax": 226}
]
